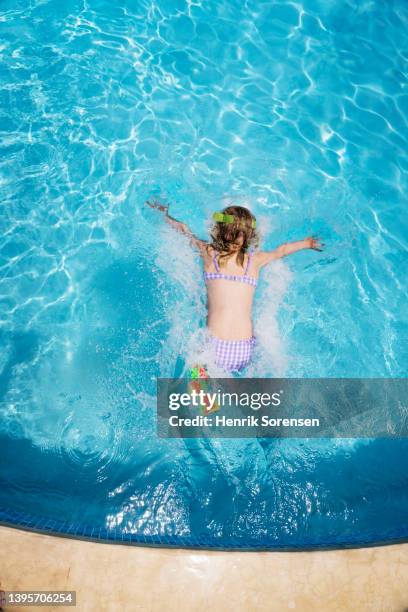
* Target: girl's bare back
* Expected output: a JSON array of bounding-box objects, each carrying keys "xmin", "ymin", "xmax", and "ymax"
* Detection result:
[{"xmin": 203, "ymin": 246, "xmax": 260, "ymax": 340}]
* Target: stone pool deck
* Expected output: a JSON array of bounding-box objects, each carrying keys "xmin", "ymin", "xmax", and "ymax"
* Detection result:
[{"xmin": 1, "ymin": 526, "xmax": 407, "ymax": 611}]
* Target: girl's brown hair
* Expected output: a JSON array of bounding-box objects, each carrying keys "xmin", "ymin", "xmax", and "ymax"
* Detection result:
[{"xmin": 208, "ymin": 205, "xmax": 258, "ymax": 267}]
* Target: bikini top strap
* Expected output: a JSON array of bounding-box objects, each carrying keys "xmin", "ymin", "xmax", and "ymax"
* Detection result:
[
  {"xmin": 244, "ymin": 250, "xmax": 252, "ymax": 275},
  {"xmin": 213, "ymin": 252, "xmax": 220, "ymax": 273}
]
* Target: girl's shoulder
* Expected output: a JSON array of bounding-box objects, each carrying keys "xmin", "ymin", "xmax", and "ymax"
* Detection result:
[
  {"xmin": 249, "ymin": 249, "xmax": 265, "ymax": 269},
  {"xmin": 203, "ymin": 244, "xmax": 216, "ymax": 259}
]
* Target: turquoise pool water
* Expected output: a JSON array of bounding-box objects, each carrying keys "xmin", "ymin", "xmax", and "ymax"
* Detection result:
[{"xmin": 0, "ymin": 0, "xmax": 407, "ymax": 548}]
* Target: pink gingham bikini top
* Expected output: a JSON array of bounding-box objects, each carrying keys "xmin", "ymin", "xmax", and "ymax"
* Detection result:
[{"xmin": 204, "ymin": 250, "xmax": 258, "ymax": 287}]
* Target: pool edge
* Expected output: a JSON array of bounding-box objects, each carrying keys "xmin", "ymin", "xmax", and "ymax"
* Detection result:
[{"xmin": 1, "ymin": 511, "xmax": 407, "ymax": 552}]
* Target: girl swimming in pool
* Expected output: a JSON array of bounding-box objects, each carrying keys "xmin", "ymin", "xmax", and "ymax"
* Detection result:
[{"xmin": 147, "ymin": 200, "xmax": 323, "ymax": 374}]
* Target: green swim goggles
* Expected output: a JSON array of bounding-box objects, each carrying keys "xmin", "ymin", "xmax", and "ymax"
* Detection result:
[{"xmin": 212, "ymin": 211, "xmax": 256, "ymax": 229}]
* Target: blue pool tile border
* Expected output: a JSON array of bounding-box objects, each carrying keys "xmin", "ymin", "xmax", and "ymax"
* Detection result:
[{"xmin": 1, "ymin": 506, "xmax": 408, "ymax": 551}]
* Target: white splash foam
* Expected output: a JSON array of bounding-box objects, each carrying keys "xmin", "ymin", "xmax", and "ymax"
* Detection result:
[{"xmin": 249, "ymin": 259, "xmax": 292, "ymax": 377}]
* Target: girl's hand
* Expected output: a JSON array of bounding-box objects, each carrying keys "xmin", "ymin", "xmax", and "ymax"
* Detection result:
[
  {"xmin": 306, "ymin": 236, "xmax": 324, "ymax": 251},
  {"xmin": 145, "ymin": 198, "xmax": 168, "ymax": 214}
]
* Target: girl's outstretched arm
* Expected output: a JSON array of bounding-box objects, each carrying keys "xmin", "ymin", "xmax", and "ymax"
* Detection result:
[
  {"xmin": 257, "ymin": 237, "xmax": 324, "ymax": 267},
  {"xmin": 146, "ymin": 199, "xmax": 207, "ymax": 253}
]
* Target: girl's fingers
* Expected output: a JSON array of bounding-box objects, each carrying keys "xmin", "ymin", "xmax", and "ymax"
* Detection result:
[{"xmin": 313, "ymin": 239, "xmax": 324, "ymax": 249}]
